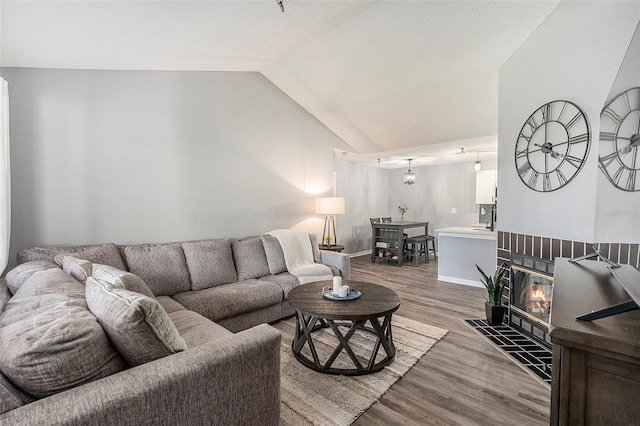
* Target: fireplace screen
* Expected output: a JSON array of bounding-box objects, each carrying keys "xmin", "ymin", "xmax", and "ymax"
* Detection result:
[{"xmin": 511, "ymin": 266, "xmax": 553, "ymax": 325}]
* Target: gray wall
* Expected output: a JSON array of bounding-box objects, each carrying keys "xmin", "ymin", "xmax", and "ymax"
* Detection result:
[
  {"xmin": 2, "ymin": 68, "xmax": 352, "ymax": 266},
  {"xmin": 334, "ymin": 159, "xmax": 497, "ymax": 253}
]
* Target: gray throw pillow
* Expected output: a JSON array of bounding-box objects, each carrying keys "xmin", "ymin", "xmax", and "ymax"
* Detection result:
[
  {"xmin": 85, "ymin": 277, "xmax": 187, "ymax": 367},
  {"xmin": 91, "ymin": 263, "xmax": 156, "ymax": 298},
  {"xmin": 182, "ymin": 239, "xmax": 238, "ymax": 290},
  {"xmin": 309, "ymin": 233, "xmax": 322, "ymax": 263},
  {"xmin": 4, "ymin": 261, "xmax": 59, "ymax": 295},
  {"xmin": 232, "ymin": 237, "xmax": 270, "ymax": 280},
  {"xmin": 0, "ymin": 269, "xmax": 126, "ymax": 398},
  {"xmin": 61, "ymin": 256, "xmax": 93, "ymax": 284},
  {"xmin": 261, "ymin": 234, "xmax": 287, "ymax": 275}
]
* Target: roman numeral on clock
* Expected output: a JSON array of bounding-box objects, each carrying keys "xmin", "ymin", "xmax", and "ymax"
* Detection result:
[
  {"xmin": 569, "ymin": 133, "xmax": 589, "ymax": 144},
  {"xmin": 599, "ymin": 151, "xmax": 618, "ymax": 167},
  {"xmin": 627, "ymin": 170, "xmax": 637, "ymax": 191},
  {"xmin": 528, "ymin": 171, "xmax": 539, "ymax": 188},
  {"xmin": 600, "ymin": 132, "xmax": 617, "ymax": 142},
  {"xmin": 602, "ymin": 107, "xmax": 623, "ymax": 124},
  {"xmin": 543, "ymin": 174, "xmax": 552, "ymax": 192}
]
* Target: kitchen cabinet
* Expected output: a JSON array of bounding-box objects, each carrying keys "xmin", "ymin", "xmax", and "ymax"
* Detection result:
[{"xmin": 476, "ymin": 170, "xmax": 497, "ymax": 204}]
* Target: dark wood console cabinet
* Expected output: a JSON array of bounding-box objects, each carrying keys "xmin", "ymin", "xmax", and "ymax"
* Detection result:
[{"xmin": 550, "ymin": 259, "xmax": 640, "ymax": 425}]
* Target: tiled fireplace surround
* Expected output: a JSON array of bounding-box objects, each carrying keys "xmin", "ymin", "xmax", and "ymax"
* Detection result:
[{"xmin": 496, "ymin": 232, "xmax": 640, "ymax": 346}]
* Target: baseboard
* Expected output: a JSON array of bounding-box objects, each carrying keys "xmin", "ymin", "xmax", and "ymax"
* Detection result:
[
  {"xmin": 349, "ymin": 250, "xmax": 371, "ymax": 258},
  {"xmin": 437, "ymin": 275, "xmax": 484, "ymax": 288}
]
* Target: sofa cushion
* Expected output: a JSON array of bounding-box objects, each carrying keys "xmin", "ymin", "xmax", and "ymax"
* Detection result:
[
  {"xmin": 91, "ymin": 263, "xmax": 155, "ymax": 299},
  {"xmin": 0, "ymin": 269, "xmax": 126, "ymax": 398},
  {"xmin": 0, "ymin": 373, "xmax": 34, "ymax": 415},
  {"xmin": 85, "ymin": 277, "xmax": 187, "ymax": 367},
  {"xmin": 260, "ymin": 273, "xmax": 299, "ymax": 298},
  {"xmin": 261, "ymin": 234, "xmax": 287, "ymax": 275},
  {"xmin": 5, "ymin": 260, "xmax": 59, "ymax": 295},
  {"xmin": 182, "ymin": 239, "xmax": 237, "ymax": 290},
  {"xmin": 172, "ymin": 279, "xmax": 284, "ymax": 322},
  {"xmin": 54, "ymin": 243, "xmax": 126, "ymax": 271},
  {"xmin": 124, "ymin": 243, "xmax": 191, "ymax": 296},
  {"xmin": 156, "ymin": 296, "xmax": 187, "ymax": 313},
  {"xmin": 61, "ymin": 256, "xmax": 93, "ymax": 284},
  {"xmin": 168, "ymin": 310, "xmax": 232, "ymax": 347},
  {"xmin": 232, "ymin": 237, "xmax": 270, "ymax": 280}
]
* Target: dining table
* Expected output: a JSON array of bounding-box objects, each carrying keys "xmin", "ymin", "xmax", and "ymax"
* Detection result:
[{"xmin": 370, "ymin": 221, "xmax": 429, "ymax": 266}]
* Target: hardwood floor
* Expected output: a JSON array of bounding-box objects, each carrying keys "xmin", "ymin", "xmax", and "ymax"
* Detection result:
[{"xmin": 349, "ymin": 255, "xmax": 551, "ymax": 426}]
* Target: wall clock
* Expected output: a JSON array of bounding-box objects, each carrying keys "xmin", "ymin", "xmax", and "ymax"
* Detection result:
[
  {"xmin": 598, "ymin": 87, "xmax": 640, "ymax": 192},
  {"xmin": 515, "ymin": 100, "xmax": 590, "ymax": 192}
]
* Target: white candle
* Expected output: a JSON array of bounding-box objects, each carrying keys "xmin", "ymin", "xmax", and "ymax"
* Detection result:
[
  {"xmin": 338, "ymin": 285, "xmax": 349, "ymax": 298},
  {"xmin": 332, "ymin": 276, "xmax": 343, "ymax": 294}
]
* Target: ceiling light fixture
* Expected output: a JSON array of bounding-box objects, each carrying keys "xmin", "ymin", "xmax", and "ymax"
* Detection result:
[
  {"xmin": 276, "ymin": 0, "xmax": 285, "ymax": 13},
  {"xmin": 475, "ymin": 152, "xmax": 482, "ymax": 172},
  {"xmin": 403, "ymin": 159, "xmax": 416, "ymax": 185}
]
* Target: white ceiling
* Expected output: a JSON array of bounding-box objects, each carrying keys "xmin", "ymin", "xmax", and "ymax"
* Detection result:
[{"xmin": 0, "ymin": 0, "xmax": 559, "ymax": 167}]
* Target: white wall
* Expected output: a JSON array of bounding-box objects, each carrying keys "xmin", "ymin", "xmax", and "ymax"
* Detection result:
[
  {"xmin": 498, "ymin": 1, "xmax": 640, "ymax": 242},
  {"xmin": 593, "ymin": 22, "xmax": 640, "ymax": 243},
  {"xmin": 2, "ymin": 68, "xmax": 352, "ymax": 266}
]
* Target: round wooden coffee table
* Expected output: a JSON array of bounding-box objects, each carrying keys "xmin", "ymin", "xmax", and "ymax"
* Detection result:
[{"xmin": 287, "ymin": 281, "xmax": 400, "ymax": 375}]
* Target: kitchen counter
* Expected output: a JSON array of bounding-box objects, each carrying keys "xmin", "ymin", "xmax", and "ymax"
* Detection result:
[{"xmin": 436, "ymin": 227, "xmax": 498, "ymax": 287}]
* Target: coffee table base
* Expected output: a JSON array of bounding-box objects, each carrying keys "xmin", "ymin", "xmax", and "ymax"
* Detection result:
[{"xmin": 292, "ymin": 310, "xmax": 396, "ymax": 375}]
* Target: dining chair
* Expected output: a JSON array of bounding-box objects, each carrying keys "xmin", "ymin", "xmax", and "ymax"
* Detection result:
[{"xmin": 381, "ymin": 217, "xmax": 392, "ymax": 223}]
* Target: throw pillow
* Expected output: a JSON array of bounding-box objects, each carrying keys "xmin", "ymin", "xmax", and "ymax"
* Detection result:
[
  {"xmin": 54, "ymin": 243, "xmax": 126, "ymax": 271},
  {"xmin": 261, "ymin": 234, "xmax": 287, "ymax": 275},
  {"xmin": 181, "ymin": 239, "xmax": 238, "ymax": 290},
  {"xmin": 0, "ymin": 269, "xmax": 126, "ymax": 398},
  {"xmin": 85, "ymin": 277, "xmax": 187, "ymax": 367},
  {"xmin": 123, "ymin": 243, "xmax": 191, "ymax": 296},
  {"xmin": 4, "ymin": 261, "xmax": 59, "ymax": 295},
  {"xmin": 231, "ymin": 237, "xmax": 270, "ymax": 280},
  {"xmin": 309, "ymin": 233, "xmax": 322, "ymax": 263},
  {"xmin": 91, "ymin": 263, "xmax": 156, "ymax": 298},
  {"xmin": 61, "ymin": 256, "xmax": 93, "ymax": 284}
]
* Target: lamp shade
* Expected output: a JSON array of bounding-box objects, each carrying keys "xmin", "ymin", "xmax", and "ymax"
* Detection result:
[{"xmin": 315, "ymin": 197, "xmax": 345, "ymax": 215}]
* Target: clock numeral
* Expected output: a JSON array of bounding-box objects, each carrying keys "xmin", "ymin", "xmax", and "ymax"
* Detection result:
[
  {"xmin": 515, "ymin": 149, "xmax": 528, "ymax": 159},
  {"xmin": 543, "ymin": 174, "xmax": 552, "ymax": 192},
  {"xmin": 602, "ymin": 106, "xmax": 623, "ymax": 124},
  {"xmin": 599, "ymin": 152, "xmax": 619, "ymax": 168},
  {"xmin": 518, "ymin": 161, "xmax": 532, "ymax": 177},
  {"xmin": 563, "ymin": 154, "xmax": 584, "ymax": 169},
  {"xmin": 600, "ymin": 132, "xmax": 617, "ymax": 142},
  {"xmin": 568, "ymin": 133, "xmax": 589, "ymax": 144},
  {"xmin": 526, "ymin": 115, "xmax": 538, "ymax": 131},
  {"xmin": 624, "ymin": 91, "xmax": 632, "ymax": 113},
  {"xmin": 557, "ymin": 102, "xmax": 568, "ymax": 122},
  {"xmin": 528, "ymin": 171, "xmax": 539, "ymax": 188},
  {"xmin": 626, "ymin": 170, "xmax": 637, "ymax": 191},
  {"xmin": 542, "ymin": 103, "xmax": 551, "ymax": 123},
  {"xmin": 556, "ymin": 169, "xmax": 568, "ymax": 186},
  {"xmin": 519, "ymin": 132, "xmax": 531, "ymax": 142},
  {"xmin": 612, "ymin": 165, "xmax": 625, "ymax": 185},
  {"xmin": 566, "ymin": 113, "xmax": 582, "ymax": 129}
]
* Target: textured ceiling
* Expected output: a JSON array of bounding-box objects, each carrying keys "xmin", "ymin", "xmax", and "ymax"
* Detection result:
[{"xmin": 0, "ymin": 0, "xmax": 559, "ymax": 166}]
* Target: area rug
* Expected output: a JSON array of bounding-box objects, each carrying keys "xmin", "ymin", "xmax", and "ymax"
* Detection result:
[
  {"xmin": 463, "ymin": 319, "xmax": 552, "ymax": 388},
  {"xmin": 273, "ymin": 315, "xmax": 448, "ymax": 426}
]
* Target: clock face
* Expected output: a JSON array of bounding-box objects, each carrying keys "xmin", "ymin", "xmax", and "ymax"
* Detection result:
[
  {"xmin": 515, "ymin": 100, "xmax": 590, "ymax": 192},
  {"xmin": 598, "ymin": 87, "xmax": 640, "ymax": 192}
]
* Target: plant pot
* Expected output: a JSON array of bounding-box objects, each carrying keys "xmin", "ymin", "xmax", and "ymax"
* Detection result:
[{"xmin": 485, "ymin": 302, "xmax": 506, "ymax": 326}]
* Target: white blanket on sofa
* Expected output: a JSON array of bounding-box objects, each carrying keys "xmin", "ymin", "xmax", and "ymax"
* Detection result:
[{"xmin": 266, "ymin": 229, "xmax": 333, "ymax": 285}]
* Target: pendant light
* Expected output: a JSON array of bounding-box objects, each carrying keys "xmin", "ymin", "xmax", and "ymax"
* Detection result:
[
  {"xmin": 475, "ymin": 152, "xmax": 482, "ymax": 172},
  {"xmin": 403, "ymin": 159, "xmax": 416, "ymax": 185}
]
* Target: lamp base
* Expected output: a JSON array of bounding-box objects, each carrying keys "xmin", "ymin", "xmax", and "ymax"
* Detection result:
[{"xmin": 321, "ymin": 215, "xmax": 337, "ymax": 246}]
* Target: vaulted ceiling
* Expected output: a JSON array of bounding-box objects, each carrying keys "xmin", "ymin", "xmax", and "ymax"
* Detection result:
[{"xmin": 0, "ymin": 0, "xmax": 559, "ymax": 166}]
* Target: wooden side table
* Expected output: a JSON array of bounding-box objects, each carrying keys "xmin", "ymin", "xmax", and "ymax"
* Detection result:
[{"xmin": 318, "ymin": 244, "xmax": 345, "ymax": 252}]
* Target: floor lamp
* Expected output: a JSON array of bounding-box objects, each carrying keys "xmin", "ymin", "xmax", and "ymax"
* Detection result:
[{"xmin": 315, "ymin": 197, "xmax": 345, "ymax": 246}]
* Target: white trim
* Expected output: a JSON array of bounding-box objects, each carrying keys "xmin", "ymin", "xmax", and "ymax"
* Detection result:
[
  {"xmin": 349, "ymin": 250, "xmax": 371, "ymax": 258},
  {"xmin": 437, "ymin": 275, "xmax": 485, "ymax": 288}
]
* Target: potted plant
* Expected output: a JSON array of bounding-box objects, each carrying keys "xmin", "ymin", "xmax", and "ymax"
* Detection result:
[{"xmin": 476, "ymin": 263, "xmax": 508, "ymax": 326}]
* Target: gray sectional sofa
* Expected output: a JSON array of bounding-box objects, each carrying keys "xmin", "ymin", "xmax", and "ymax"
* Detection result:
[{"xmin": 0, "ymin": 234, "xmax": 350, "ymax": 425}]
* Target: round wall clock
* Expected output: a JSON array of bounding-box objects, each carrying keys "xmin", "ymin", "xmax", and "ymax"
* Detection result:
[
  {"xmin": 514, "ymin": 100, "xmax": 590, "ymax": 192},
  {"xmin": 598, "ymin": 87, "xmax": 640, "ymax": 192}
]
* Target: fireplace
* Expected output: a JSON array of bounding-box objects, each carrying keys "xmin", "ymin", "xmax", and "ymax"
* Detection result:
[{"xmin": 509, "ymin": 254, "xmax": 554, "ymax": 347}]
